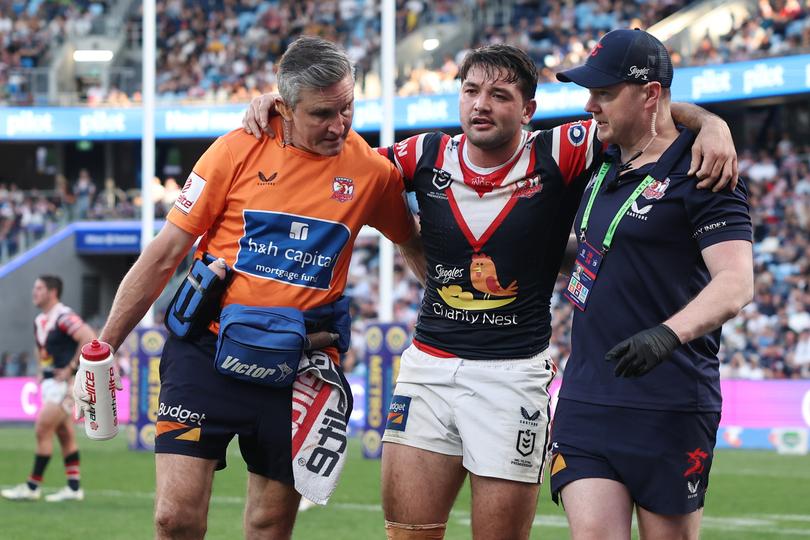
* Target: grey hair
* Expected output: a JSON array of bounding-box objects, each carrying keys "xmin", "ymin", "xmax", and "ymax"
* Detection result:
[{"xmin": 278, "ymin": 36, "xmax": 355, "ymax": 110}]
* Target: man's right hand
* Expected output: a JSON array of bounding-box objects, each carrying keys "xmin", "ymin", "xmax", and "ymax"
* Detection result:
[
  {"xmin": 72, "ymin": 366, "xmax": 90, "ymax": 419},
  {"xmin": 242, "ymin": 93, "xmax": 281, "ymax": 139}
]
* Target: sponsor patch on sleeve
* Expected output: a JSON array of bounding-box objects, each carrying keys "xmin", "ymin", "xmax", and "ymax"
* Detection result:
[
  {"xmin": 174, "ymin": 171, "xmax": 207, "ymax": 214},
  {"xmin": 385, "ymin": 395, "xmax": 412, "ymax": 432}
]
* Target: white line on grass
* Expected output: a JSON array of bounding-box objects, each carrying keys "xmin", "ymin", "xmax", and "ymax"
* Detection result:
[
  {"xmin": 761, "ymin": 515, "xmax": 810, "ymax": 523},
  {"xmin": 710, "ymin": 468, "xmax": 810, "ymax": 480},
  {"xmin": 6, "ymin": 486, "xmax": 810, "ymax": 536}
]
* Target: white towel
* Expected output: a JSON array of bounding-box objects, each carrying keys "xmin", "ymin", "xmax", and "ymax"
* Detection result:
[{"xmin": 291, "ymin": 350, "xmax": 353, "ymax": 505}]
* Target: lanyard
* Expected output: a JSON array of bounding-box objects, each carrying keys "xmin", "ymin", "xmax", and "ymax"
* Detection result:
[{"xmin": 579, "ymin": 162, "xmax": 656, "ymax": 252}]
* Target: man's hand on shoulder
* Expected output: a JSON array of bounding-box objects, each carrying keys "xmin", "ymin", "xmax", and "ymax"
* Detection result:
[
  {"xmin": 242, "ymin": 93, "xmax": 281, "ymax": 139},
  {"xmin": 689, "ymin": 116, "xmax": 738, "ymax": 192}
]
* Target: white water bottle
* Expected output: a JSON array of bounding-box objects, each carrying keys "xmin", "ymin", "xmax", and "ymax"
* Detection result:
[{"xmin": 78, "ymin": 340, "xmax": 119, "ymax": 440}]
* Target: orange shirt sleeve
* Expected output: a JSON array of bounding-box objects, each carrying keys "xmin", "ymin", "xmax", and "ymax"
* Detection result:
[
  {"xmin": 366, "ymin": 162, "xmax": 414, "ymax": 245},
  {"xmin": 167, "ymin": 136, "xmax": 236, "ymax": 237}
]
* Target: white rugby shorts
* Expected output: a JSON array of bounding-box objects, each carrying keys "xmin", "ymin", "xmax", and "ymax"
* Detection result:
[
  {"xmin": 41, "ymin": 378, "xmax": 69, "ymax": 404},
  {"xmin": 382, "ymin": 344, "xmax": 555, "ymax": 483}
]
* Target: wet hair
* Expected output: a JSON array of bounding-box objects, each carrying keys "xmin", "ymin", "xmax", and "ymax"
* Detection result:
[
  {"xmin": 459, "ymin": 44, "xmax": 539, "ymax": 102},
  {"xmin": 37, "ymin": 275, "xmax": 63, "ymax": 299},
  {"xmin": 278, "ymin": 36, "xmax": 355, "ymax": 110}
]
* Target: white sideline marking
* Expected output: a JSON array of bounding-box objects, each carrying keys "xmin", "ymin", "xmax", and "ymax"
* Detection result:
[
  {"xmin": 710, "ymin": 467, "xmax": 810, "ymax": 480},
  {"xmin": 5, "ymin": 486, "xmax": 810, "ymax": 535}
]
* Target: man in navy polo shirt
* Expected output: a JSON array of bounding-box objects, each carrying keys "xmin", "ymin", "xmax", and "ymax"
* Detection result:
[{"xmin": 551, "ymin": 29, "xmax": 754, "ymax": 539}]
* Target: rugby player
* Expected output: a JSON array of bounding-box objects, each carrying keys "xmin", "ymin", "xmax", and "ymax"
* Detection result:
[{"xmin": 2, "ymin": 276, "xmax": 96, "ymax": 502}]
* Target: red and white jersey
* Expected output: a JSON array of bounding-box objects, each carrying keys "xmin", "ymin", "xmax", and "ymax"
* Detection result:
[
  {"xmin": 34, "ymin": 302, "xmax": 85, "ymax": 374},
  {"xmin": 381, "ymin": 121, "xmax": 601, "ymax": 359}
]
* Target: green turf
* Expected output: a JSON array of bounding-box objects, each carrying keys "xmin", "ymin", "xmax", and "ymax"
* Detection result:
[{"xmin": 0, "ymin": 427, "xmax": 808, "ymax": 539}]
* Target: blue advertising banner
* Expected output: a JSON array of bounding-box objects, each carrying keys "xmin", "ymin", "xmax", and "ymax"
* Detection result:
[
  {"xmin": 74, "ymin": 221, "xmax": 163, "ymax": 254},
  {"xmin": 127, "ymin": 327, "xmax": 166, "ymax": 452},
  {"xmin": 4, "ymin": 53, "xmax": 810, "ymax": 141},
  {"xmin": 362, "ymin": 323, "xmax": 409, "ymax": 459}
]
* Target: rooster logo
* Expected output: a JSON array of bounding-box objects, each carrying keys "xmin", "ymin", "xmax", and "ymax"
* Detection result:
[
  {"xmin": 470, "ymin": 253, "xmax": 517, "ymax": 298},
  {"xmin": 683, "ymin": 448, "xmax": 709, "ymax": 477}
]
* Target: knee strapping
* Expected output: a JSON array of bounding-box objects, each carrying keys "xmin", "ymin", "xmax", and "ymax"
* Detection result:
[{"xmin": 385, "ymin": 520, "xmax": 447, "ymax": 540}]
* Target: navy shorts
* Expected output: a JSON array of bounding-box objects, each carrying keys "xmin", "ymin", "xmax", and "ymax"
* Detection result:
[
  {"xmin": 548, "ymin": 398, "xmax": 720, "ymax": 515},
  {"xmin": 156, "ymin": 332, "xmax": 294, "ymax": 484}
]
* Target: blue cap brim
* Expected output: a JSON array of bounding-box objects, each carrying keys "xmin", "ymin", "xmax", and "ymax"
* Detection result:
[{"xmin": 556, "ymin": 64, "xmax": 627, "ymax": 88}]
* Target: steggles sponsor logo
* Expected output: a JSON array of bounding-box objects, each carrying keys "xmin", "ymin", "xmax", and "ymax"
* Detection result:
[
  {"xmin": 627, "ymin": 66, "xmax": 650, "ymax": 80},
  {"xmin": 434, "ymin": 265, "xmax": 464, "ymax": 284}
]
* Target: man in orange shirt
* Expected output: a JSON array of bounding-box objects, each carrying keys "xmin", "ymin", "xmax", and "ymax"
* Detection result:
[{"xmin": 78, "ymin": 36, "xmax": 422, "ymax": 539}]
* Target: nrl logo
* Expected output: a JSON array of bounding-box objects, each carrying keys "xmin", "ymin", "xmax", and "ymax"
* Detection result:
[
  {"xmin": 627, "ymin": 66, "xmax": 650, "ymax": 80},
  {"xmin": 432, "ymin": 168, "xmax": 453, "ymax": 190},
  {"xmin": 516, "ymin": 429, "xmax": 536, "ymax": 457}
]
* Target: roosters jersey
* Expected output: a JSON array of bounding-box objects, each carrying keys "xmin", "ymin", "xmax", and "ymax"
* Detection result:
[
  {"xmin": 35, "ymin": 303, "xmax": 85, "ymax": 376},
  {"xmin": 168, "ymin": 117, "xmax": 414, "ymax": 313},
  {"xmin": 383, "ymin": 121, "xmax": 600, "ymax": 359}
]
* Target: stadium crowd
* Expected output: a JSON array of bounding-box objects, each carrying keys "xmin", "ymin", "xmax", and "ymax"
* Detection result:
[
  {"xmin": 688, "ymin": 0, "xmax": 810, "ymax": 66},
  {"xmin": 0, "ymin": 0, "xmax": 109, "ymax": 104},
  {"xmin": 8, "ymin": 0, "xmax": 810, "ymax": 103},
  {"xmin": 143, "ymin": 0, "xmax": 459, "ymax": 103},
  {"xmin": 0, "ymin": 136, "xmax": 808, "ymax": 379}
]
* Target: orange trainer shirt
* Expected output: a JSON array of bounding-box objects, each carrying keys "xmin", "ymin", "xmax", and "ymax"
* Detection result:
[{"xmin": 167, "ymin": 117, "xmax": 413, "ymax": 314}]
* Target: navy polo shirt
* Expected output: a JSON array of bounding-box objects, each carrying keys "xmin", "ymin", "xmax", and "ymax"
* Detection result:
[{"xmin": 560, "ymin": 128, "xmax": 752, "ymax": 412}]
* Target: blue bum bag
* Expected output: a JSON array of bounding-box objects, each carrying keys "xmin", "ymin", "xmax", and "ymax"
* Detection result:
[
  {"xmin": 165, "ymin": 253, "xmax": 231, "ymax": 339},
  {"xmin": 214, "ymin": 305, "xmax": 306, "ymax": 387}
]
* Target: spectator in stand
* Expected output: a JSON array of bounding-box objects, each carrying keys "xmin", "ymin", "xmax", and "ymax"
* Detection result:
[
  {"xmin": 73, "ymin": 169, "xmax": 95, "ymax": 220},
  {"xmin": 161, "ymin": 177, "xmax": 181, "ymax": 216}
]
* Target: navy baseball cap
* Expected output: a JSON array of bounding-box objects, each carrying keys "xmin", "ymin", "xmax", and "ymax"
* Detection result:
[{"xmin": 557, "ymin": 29, "xmax": 673, "ymax": 88}]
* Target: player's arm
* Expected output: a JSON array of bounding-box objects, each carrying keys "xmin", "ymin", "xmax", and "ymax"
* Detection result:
[
  {"xmin": 670, "ymin": 102, "xmax": 737, "ymax": 191},
  {"xmin": 607, "ymin": 240, "xmax": 753, "ymax": 377},
  {"xmin": 99, "ymin": 222, "xmax": 197, "ymax": 350},
  {"xmin": 397, "ymin": 220, "xmax": 426, "ymax": 286},
  {"xmin": 243, "ymin": 93, "xmax": 280, "ymax": 138},
  {"xmin": 34, "ymin": 346, "xmax": 42, "ymax": 383}
]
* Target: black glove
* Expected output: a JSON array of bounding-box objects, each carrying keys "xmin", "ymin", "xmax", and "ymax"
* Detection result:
[{"xmin": 606, "ymin": 324, "xmax": 681, "ymax": 377}]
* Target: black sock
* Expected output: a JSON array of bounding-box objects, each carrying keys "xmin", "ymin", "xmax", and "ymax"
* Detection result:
[
  {"xmin": 64, "ymin": 451, "xmax": 80, "ymax": 491},
  {"xmin": 27, "ymin": 454, "xmax": 50, "ymax": 490}
]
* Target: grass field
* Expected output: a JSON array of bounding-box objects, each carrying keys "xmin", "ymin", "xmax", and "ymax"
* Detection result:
[{"xmin": 1, "ymin": 426, "xmax": 809, "ymax": 539}]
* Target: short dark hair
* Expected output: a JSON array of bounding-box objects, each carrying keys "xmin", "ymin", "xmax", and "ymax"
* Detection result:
[
  {"xmin": 459, "ymin": 44, "xmax": 538, "ymax": 102},
  {"xmin": 38, "ymin": 275, "xmax": 62, "ymax": 299}
]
